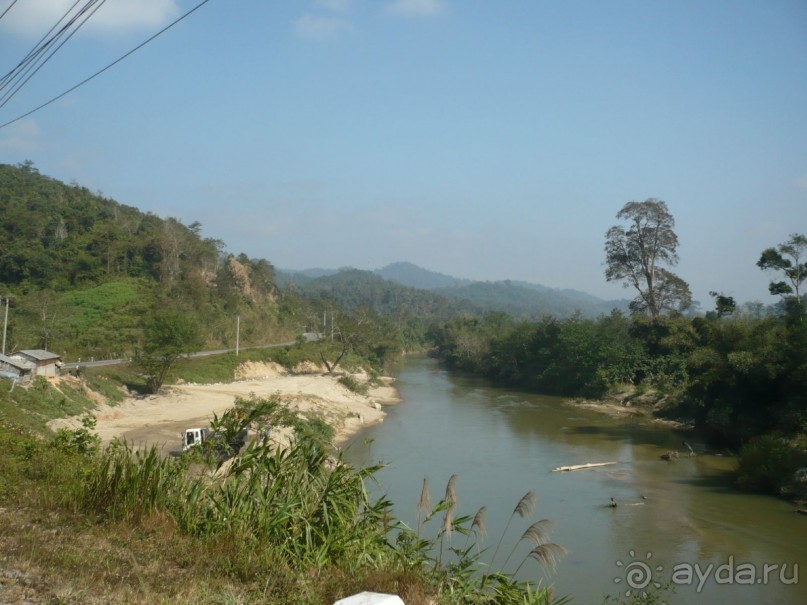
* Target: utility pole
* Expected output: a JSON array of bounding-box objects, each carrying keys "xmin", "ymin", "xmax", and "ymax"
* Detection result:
[
  {"xmin": 2, "ymin": 296, "xmax": 8, "ymax": 355},
  {"xmin": 236, "ymin": 315, "xmax": 240, "ymax": 356}
]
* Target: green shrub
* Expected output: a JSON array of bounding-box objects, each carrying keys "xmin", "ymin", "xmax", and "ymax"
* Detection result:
[
  {"xmin": 51, "ymin": 414, "xmax": 101, "ymax": 456},
  {"xmin": 338, "ymin": 374, "xmax": 369, "ymax": 395},
  {"xmin": 737, "ymin": 434, "xmax": 807, "ymax": 494}
]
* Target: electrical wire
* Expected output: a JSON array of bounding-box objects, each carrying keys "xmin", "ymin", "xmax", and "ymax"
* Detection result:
[
  {"xmin": 0, "ymin": 0, "xmax": 212, "ymax": 130},
  {"xmin": 1, "ymin": 0, "xmax": 105, "ymax": 95},
  {"xmin": 0, "ymin": 0, "xmax": 20, "ymax": 22},
  {"xmin": 1, "ymin": 0, "xmax": 87, "ymax": 88},
  {"xmin": 0, "ymin": 1, "xmax": 108, "ymax": 108}
]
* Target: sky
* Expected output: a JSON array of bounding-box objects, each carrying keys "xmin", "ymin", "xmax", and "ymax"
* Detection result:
[{"xmin": 1, "ymin": 0, "xmax": 806, "ymax": 309}]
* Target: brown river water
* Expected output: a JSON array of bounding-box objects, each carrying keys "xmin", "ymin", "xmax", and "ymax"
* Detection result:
[{"xmin": 343, "ymin": 355, "xmax": 806, "ymax": 605}]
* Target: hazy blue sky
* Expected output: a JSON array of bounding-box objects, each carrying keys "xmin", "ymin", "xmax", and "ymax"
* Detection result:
[{"xmin": 1, "ymin": 0, "xmax": 805, "ymax": 308}]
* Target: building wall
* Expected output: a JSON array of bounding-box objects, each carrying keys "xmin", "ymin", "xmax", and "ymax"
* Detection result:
[{"xmin": 34, "ymin": 361, "xmax": 59, "ymax": 377}]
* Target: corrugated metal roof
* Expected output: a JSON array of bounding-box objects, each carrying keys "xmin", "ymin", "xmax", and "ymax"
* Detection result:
[
  {"xmin": 0, "ymin": 353, "xmax": 34, "ymax": 371},
  {"xmin": 16, "ymin": 349, "xmax": 61, "ymax": 361}
]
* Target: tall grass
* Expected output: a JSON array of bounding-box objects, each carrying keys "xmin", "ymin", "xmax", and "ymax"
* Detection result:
[
  {"xmin": 76, "ymin": 402, "xmax": 392, "ymax": 573},
  {"xmin": 81, "ymin": 440, "xmax": 187, "ymax": 522},
  {"xmin": 393, "ymin": 476, "xmax": 570, "ymax": 605}
]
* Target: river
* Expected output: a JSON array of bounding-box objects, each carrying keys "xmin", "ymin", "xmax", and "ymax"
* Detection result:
[{"xmin": 342, "ymin": 355, "xmax": 806, "ymax": 604}]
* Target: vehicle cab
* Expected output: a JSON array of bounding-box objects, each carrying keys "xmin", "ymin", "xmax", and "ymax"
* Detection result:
[{"xmin": 182, "ymin": 427, "xmax": 208, "ymax": 451}]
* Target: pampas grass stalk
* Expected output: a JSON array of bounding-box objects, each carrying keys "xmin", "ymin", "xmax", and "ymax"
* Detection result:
[
  {"xmin": 501, "ymin": 518, "xmax": 555, "ymax": 571},
  {"xmin": 438, "ymin": 474, "xmax": 458, "ymax": 567},
  {"xmin": 463, "ymin": 505, "xmax": 488, "ymax": 553},
  {"xmin": 490, "ymin": 490, "xmax": 536, "ymax": 568},
  {"xmin": 444, "ymin": 473, "xmax": 458, "ymax": 513},
  {"xmin": 514, "ymin": 543, "xmax": 569, "ymax": 575},
  {"xmin": 417, "ymin": 476, "xmax": 431, "ymax": 537}
]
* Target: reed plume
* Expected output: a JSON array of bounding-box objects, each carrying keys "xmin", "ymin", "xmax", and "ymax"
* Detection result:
[
  {"xmin": 417, "ymin": 476, "xmax": 431, "ymax": 536},
  {"xmin": 442, "ymin": 473, "xmax": 458, "ymax": 538},
  {"xmin": 439, "ymin": 474, "xmax": 458, "ymax": 566},
  {"xmin": 515, "ymin": 543, "xmax": 569, "ymax": 574},
  {"xmin": 513, "ymin": 490, "xmax": 536, "ymax": 518},
  {"xmin": 501, "ymin": 518, "xmax": 556, "ymax": 570},
  {"xmin": 521, "ymin": 519, "xmax": 555, "ymax": 546},
  {"xmin": 444, "ymin": 473, "xmax": 458, "ymax": 511},
  {"xmin": 471, "ymin": 505, "xmax": 488, "ymax": 539},
  {"xmin": 462, "ymin": 504, "xmax": 489, "ymax": 553},
  {"xmin": 442, "ymin": 505, "xmax": 454, "ymax": 539},
  {"xmin": 491, "ymin": 490, "xmax": 536, "ymax": 567}
]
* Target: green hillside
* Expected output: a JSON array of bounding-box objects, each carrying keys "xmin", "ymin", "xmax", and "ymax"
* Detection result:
[{"xmin": 0, "ymin": 163, "xmax": 295, "ymax": 359}]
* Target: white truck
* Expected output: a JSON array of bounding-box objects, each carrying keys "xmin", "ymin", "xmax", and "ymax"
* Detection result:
[
  {"xmin": 181, "ymin": 427, "xmax": 247, "ymax": 456},
  {"xmin": 182, "ymin": 427, "xmax": 208, "ymax": 451}
]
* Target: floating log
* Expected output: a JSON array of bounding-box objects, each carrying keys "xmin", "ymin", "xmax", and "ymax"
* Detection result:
[{"xmin": 552, "ymin": 461, "xmax": 619, "ymax": 472}]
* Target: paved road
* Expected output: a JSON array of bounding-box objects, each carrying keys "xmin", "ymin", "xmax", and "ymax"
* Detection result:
[{"xmin": 61, "ymin": 340, "xmax": 299, "ymax": 371}]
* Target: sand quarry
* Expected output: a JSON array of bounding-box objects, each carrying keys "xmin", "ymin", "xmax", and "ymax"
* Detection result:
[{"xmin": 48, "ymin": 361, "xmax": 400, "ymax": 456}]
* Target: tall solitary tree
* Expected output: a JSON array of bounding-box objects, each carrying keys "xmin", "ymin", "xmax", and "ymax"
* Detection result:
[
  {"xmin": 708, "ymin": 291, "xmax": 737, "ymax": 318},
  {"xmin": 757, "ymin": 233, "xmax": 806, "ymax": 319},
  {"xmin": 134, "ymin": 310, "xmax": 202, "ymax": 393},
  {"xmin": 757, "ymin": 233, "xmax": 806, "ymax": 300},
  {"xmin": 604, "ymin": 199, "xmax": 692, "ymax": 319}
]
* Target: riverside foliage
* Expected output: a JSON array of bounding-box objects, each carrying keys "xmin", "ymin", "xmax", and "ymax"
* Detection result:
[{"xmin": 429, "ymin": 309, "xmax": 807, "ymax": 497}]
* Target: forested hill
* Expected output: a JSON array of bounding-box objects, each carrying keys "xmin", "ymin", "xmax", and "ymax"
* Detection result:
[
  {"xmin": 281, "ymin": 262, "xmax": 630, "ymax": 319},
  {"xmin": 431, "ymin": 280, "xmax": 630, "ymax": 318},
  {"xmin": 0, "ymin": 162, "xmax": 286, "ymax": 357},
  {"xmin": 375, "ymin": 261, "xmax": 472, "ymax": 289},
  {"xmin": 276, "ymin": 268, "xmax": 475, "ymax": 320}
]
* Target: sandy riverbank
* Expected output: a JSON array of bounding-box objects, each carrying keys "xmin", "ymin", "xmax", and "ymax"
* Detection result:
[
  {"xmin": 48, "ymin": 361, "xmax": 400, "ymax": 455},
  {"xmin": 566, "ymin": 391, "xmax": 692, "ymax": 429}
]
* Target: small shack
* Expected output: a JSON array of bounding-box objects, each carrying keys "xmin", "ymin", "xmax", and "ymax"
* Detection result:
[
  {"xmin": 0, "ymin": 353, "xmax": 35, "ymax": 381},
  {"xmin": 13, "ymin": 349, "xmax": 63, "ymax": 377}
]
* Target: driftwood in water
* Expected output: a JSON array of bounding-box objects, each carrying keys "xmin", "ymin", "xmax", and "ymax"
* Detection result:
[
  {"xmin": 552, "ymin": 461, "xmax": 619, "ymax": 472},
  {"xmin": 660, "ymin": 450, "xmax": 680, "ymax": 461}
]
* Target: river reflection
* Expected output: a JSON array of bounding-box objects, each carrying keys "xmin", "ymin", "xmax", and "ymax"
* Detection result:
[{"xmin": 342, "ymin": 356, "xmax": 806, "ymax": 604}]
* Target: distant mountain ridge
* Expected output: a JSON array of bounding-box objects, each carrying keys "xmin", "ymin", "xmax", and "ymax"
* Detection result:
[
  {"xmin": 377, "ymin": 263, "xmax": 631, "ymax": 317},
  {"xmin": 278, "ymin": 262, "xmax": 630, "ymax": 319},
  {"xmin": 375, "ymin": 261, "xmax": 472, "ymax": 290}
]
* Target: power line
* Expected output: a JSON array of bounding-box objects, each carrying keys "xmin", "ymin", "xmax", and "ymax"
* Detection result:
[
  {"xmin": 0, "ymin": 1, "xmax": 108, "ymax": 108},
  {"xmin": 0, "ymin": 0, "xmax": 213, "ymax": 130},
  {"xmin": 1, "ymin": 0, "xmax": 88, "ymax": 88},
  {"xmin": 0, "ymin": 0, "xmax": 20, "ymax": 22}
]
